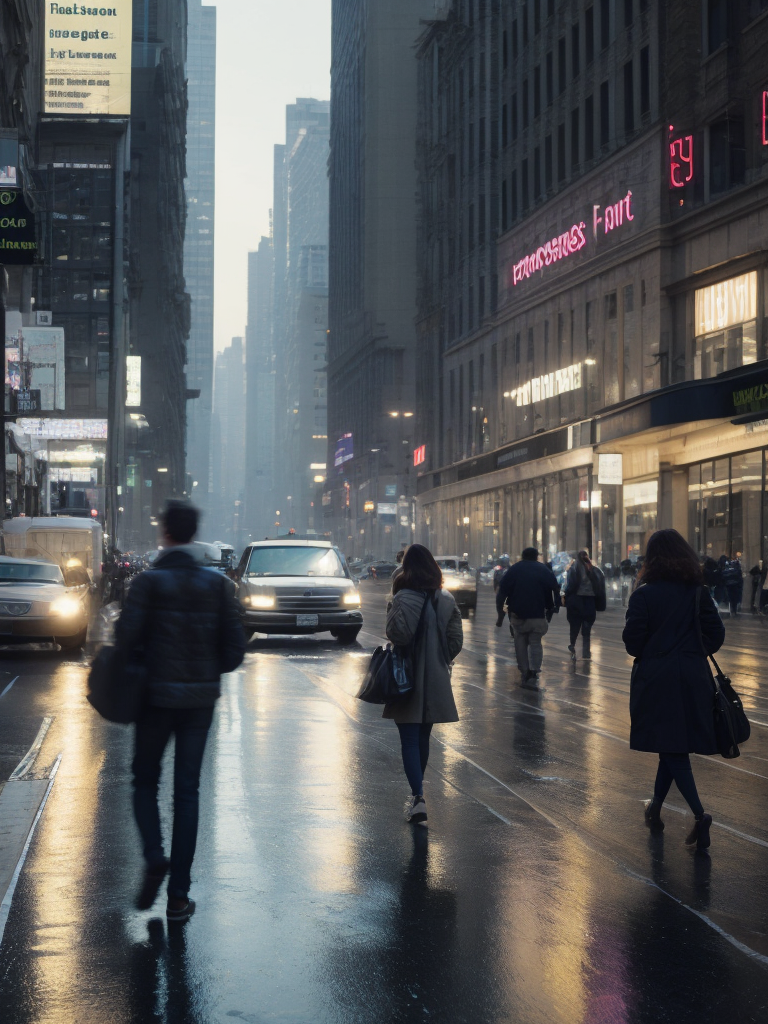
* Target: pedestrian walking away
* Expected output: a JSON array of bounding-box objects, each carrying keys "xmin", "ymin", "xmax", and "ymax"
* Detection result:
[
  {"xmin": 564, "ymin": 550, "xmax": 606, "ymax": 662},
  {"xmin": 386, "ymin": 548, "xmax": 406, "ymax": 612},
  {"xmin": 115, "ymin": 500, "xmax": 246, "ymax": 922},
  {"xmin": 623, "ymin": 528, "xmax": 725, "ymax": 850},
  {"xmin": 384, "ymin": 543, "xmax": 463, "ymax": 826},
  {"xmin": 495, "ymin": 547, "xmax": 561, "ymax": 689}
]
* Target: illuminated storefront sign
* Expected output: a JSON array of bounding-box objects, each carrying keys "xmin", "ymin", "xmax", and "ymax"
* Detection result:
[
  {"xmin": 126, "ymin": 354, "xmax": 141, "ymax": 406},
  {"xmin": 510, "ymin": 189, "xmax": 635, "ymax": 288},
  {"xmin": 592, "ymin": 190, "xmax": 633, "ymax": 237},
  {"xmin": 413, "ymin": 444, "xmax": 426, "ymax": 466},
  {"xmin": 507, "ymin": 362, "xmax": 583, "ymax": 406},
  {"xmin": 694, "ymin": 272, "xmax": 757, "ymax": 335},
  {"xmin": 44, "ymin": 1, "xmax": 132, "ymax": 116},
  {"xmin": 669, "ymin": 132, "xmax": 694, "ymax": 188},
  {"xmin": 511, "ymin": 222, "xmax": 587, "ymax": 286},
  {"xmin": 16, "ymin": 418, "xmax": 108, "ymax": 439}
]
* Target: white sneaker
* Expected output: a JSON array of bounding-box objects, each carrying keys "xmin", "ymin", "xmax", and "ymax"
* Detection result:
[{"xmin": 404, "ymin": 794, "xmax": 428, "ymax": 826}]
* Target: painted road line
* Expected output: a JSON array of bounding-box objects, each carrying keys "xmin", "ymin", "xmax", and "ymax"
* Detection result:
[
  {"xmin": 9, "ymin": 716, "xmax": 54, "ymax": 781},
  {"xmin": 0, "ymin": 755, "xmax": 61, "ymax": 949},
  {"xmin": 0, "ymin": 677, "xmax": 19, "ymax": 698}
]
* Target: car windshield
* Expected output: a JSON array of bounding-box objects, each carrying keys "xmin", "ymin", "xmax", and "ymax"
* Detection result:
[
  {"xmin": 436, "ymin": 558, "xmax": 458, "ymax": 571},
  {"xmin": 246, "ymin": 546, "xmax": 345, "ymax": 578},
  {"xmin": 0, "ymin": 561, "xmax": 64, "ymax": 584}
]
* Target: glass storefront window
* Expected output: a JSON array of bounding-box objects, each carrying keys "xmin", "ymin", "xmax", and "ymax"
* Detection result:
[
  {"xmin": 624, "ymin": 479, "xmax": 658, "ymax": 560},
  {"xmin": 730, "ymin": 450, "xmax": 763, "ymax": 570},
  {"xmin": 694, "ymin": 321, "xmax": 757, "ymax": 378}
]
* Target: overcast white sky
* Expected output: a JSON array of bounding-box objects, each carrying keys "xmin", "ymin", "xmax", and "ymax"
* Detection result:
[{"xmin": 210, "ymin": 0, "xmax": 331, "ymax": 351}]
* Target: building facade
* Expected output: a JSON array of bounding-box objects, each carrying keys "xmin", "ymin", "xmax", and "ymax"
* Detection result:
[
  {"xmin": 244, "ymin": 238, "xmax": 277, "ymax": 540},
  {"xmin": 414, "ymin": 0, "xmax": 768, "ymax": 578},
  {"xmin": 211, "ymin": 336, "xmax": 246, "ymax": 546},
  {"xmin": 327, "ymin": 0, "xmax": 435, "ymax": 558},
  {"xmin": 272, "ymin": 99, "xmax": 330, "ymax": 536},
  {"xmin": 126, "ymin": 0, "xmax": 191, "ymax": 549},
  {"xmin": 184, "ymin": 0, "xmax": 217, "ymax": 518}
]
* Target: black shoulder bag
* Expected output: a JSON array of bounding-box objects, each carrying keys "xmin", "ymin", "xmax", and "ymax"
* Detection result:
[
  {"xmin": 356, "ymin": 592, "xmax": 430, "ymax": 705},
  {"xmin": 694, "ymin": 587, "xmax": 750, "ymax": 759}
]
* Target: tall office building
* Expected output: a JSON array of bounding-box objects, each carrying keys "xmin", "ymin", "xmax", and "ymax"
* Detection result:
[
  {"xmin": 211, "ymin": 336, "xmax": 246, "ymax": 546},
  {"xmin": 272, "ymin": 99, "xmax": 330, "ymax": 535},
  {"xmin": 184, "ymin": 0, "xmax": 217, "ymax": 518},
  {"xmin": 327, "ymin": 0, "xmax": 433, "ymax": 557},
  {"xmin": 126, "ymin": 0, "xmax": 191, "ymax": 548},
  {"xmin": 413, "ymin": 1, "xmax": 768, "ymax": 575},
  {"xmin": 245, "ymin": 238, "xmax": 277, "ymax": 541}
]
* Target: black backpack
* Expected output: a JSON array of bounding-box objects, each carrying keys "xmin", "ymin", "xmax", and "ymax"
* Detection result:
[{"xmin": 588, "ymin": 566, "xmax": 607, "ymax": 612}]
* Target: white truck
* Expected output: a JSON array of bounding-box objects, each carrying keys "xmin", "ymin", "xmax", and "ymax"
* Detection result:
[{"xmin": 1, "ymin": 516, "xmax": 103, "ymax": 585}]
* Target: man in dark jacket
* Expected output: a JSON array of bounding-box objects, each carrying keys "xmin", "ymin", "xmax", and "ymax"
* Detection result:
[
  {"xmin": 116, "ymin": 501, "xmax": 245, "ymax": 922},
  {"xmin": 495, "ymin": 547, "xmax": 561, "ymax": 689}
]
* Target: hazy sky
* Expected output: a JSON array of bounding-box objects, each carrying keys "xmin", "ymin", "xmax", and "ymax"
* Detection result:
[{"xmin": 211, "ymin": 0, "xmax": 332, "ymax": 350}]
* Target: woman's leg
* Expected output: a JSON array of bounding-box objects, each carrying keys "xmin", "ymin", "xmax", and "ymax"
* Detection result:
[
  {"xmin": 568, "ymin": 615, "xmax": 581, "ymax": 646},
  {"xmin": 418, "ymin": 723, "xmax": 434, "ymax": 776},
  {"xmin": 658, "ymin": 753, "xmax": 704, "ymax": 817},
  {"xmin": 653, "ymin": 754, "xmax": 675, "ymax": 805},
  {"xmin": 396, "ymin": 723, "xmax": 424, "ymax": 795}
]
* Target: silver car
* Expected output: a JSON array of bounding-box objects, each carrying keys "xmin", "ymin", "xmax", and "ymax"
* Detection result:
[
  {"xmin": 0, "ymin": 555, "xmax": 90, "ymax": 650},
  {"xmin": 233, "ymin": 540, "xmax": 363, "ymax": 644}
]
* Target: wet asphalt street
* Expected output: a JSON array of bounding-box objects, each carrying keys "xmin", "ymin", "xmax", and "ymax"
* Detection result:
[{"xmin": 1, "ymin": 583, "xmax": 768, "ymax": 1023}]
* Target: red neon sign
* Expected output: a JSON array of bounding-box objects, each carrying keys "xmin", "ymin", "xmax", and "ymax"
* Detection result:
[
  {"xmin": 413, "ymin": 444, "xmax": 426, "ymax": 467},
  {"xmin": 592, "ymin": 190, "xmax": 634, "ymax": 238},
  {"xmin": 669, "ymin": 130, "xmax": 694, "ymax": 188}
]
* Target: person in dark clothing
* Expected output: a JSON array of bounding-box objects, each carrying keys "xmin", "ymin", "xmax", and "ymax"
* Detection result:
[
  {"xmin": 495, "ymin": 548, "xmax": 561, "ymax": 689},
  {"xmin": 723, "ymin": 554, "xmax": 743, "ymax": 618},
  {"xmin": 563, "ymin": 550, "xmax": 603, "ymax": 661},
  {"xmin": 623, "ymin": 529, "xmax": 725, "ymax": 850},
  {"xmin": 116, "ymin": 501, "xmax": 246, "ymax": 922}
]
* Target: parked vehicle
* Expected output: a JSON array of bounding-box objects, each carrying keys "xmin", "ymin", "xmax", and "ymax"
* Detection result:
[{"xmin": 2, "ymin": 516, "xmax": 103, "ymax": 585}]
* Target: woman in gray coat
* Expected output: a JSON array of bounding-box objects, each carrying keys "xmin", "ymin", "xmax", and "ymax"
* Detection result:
[{"xmin": 385, "ymin": 544, "xmax": 464, "ymax": 825}]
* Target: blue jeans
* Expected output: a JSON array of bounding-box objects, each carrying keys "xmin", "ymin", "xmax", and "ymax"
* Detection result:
[
  {"xmin": 132, "ymin": 705, "xmax": 214, "ymax": 899},
  {"xmin": 396, "ymin": 723, "xmax": 434, "ymax": 796}
]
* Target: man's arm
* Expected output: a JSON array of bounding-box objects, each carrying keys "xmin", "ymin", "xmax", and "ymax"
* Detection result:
[
  {"xmin": 495, "ymin": 569, "xmax": 512, "ymax": 622},
  {"xmin": 548, "ymin": 569, "xmax": 561, "ymax": 613},
  {"xmin": 219, "ymin": 578, "xmax": 247, "ymax": 673},
  {"xmin": 114, "ymin": 572, "xmax": 152, "ymax": 652}
]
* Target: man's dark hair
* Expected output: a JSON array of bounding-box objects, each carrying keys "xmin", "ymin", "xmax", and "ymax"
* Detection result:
[
  {"xmin": 396, "ymin": 549, "xmax": 405, "ymax": 563},
  {"xmin": 162, "ymin": 500, "xmax": 199, "ymax": 544},
  {"xmin": 521, "ymin": 547, "xmax": 539, "ymax": 561}
]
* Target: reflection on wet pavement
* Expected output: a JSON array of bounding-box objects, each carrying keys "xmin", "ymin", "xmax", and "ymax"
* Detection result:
[{"xmin": 0, "ymin": 584, "xmax": 767, "ymax": 1022}]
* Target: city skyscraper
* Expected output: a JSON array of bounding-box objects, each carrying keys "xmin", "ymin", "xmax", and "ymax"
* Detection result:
[
  {"xmin": 184, "ymin": 0, "xmax": 217, "ymax": 516},
  {"xmin": 327, "ymin": 0, "xmax": 432, "ymax": 556},
  {"xmin": 211, "ymin": 336, "xmax": 246, "ymax": 545},
  {"xmin": 245, "ymin": 237, "xmax": 277, "ymax": 540}
]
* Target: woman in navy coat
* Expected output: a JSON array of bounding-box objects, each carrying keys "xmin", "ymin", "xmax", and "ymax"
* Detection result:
[{"xmin": 623, "ymin": 529, "xmax": 725, "ymax": 849}]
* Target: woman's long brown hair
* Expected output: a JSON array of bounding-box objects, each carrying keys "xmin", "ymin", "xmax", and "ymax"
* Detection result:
[
  {"xmin": 638, "ymin": 529, "xmax": 703, "ymax": 586},
  {"xmin": 392, "ymin": 543, "xmax": 443, "ymax": 594}
]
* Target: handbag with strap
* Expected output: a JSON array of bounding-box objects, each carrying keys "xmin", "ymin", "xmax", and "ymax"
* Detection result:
[
  {"xmin": 694, "ymin": 587, "xmax": 750, "ymax": 759},
  {"xmin": 87, "ymin": 644, "xmax": 148, "ymax": 724},
  {"xmin": 356, "ymin": 591, "xmax": 431, "ymax": 705}
]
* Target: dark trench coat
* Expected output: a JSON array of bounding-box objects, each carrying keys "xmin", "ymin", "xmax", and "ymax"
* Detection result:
[{"xmin": 623, "ymin": 582, "xmax": 725, "ymax": 754}]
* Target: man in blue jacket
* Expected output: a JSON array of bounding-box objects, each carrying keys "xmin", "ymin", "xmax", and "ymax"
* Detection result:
[
  {"xmin": 495, "ymin": 547, "xmax": 561, "ymax": 689},
  {"xmin": 116, "ymin": 501, "xmax": 245, "ymax": 922}
]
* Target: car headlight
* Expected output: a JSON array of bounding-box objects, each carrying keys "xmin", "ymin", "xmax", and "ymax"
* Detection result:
[
  {"xmin": 343, "ymin": 591, "xmax": 361, "ymax": 606},
  {"xmin": 49, "ymin": 597, "xmax": 81, "ymax": 617},
  {"xmin": 247, "ymin": 593, "xmax": 276, "ymax": 609},
  {"xmin": 443, "ymin": 576, "xmax": 461, "ymax": 590}
]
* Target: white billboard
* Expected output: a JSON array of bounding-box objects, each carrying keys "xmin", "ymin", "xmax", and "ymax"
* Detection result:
[
  {"xmin": 126, "ymin": 354, "xmax": 141, "ymax": 406},
  {"xmin": 44, "ymin": 2, "xmax": 132, "ymax": 116}
]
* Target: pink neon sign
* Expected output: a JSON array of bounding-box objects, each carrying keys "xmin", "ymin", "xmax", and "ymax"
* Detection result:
[
  {"xmin": 763, "ymin": 92, "xmax": 768, "ymax": 146},
  {"xmin": 511, "ymin": 222, "xmax": 587, "ymax": 286},
  {"xmin": 593, "ymin": 190, "xmax": 634, "ymax": 238},
  {"xmin": 669, "ymin": 133, "xmax": 694, "ymax": 188}
]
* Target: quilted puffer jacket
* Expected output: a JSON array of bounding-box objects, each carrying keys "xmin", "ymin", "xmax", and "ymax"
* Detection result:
[{"xmin": 115, "ymin": 548, "xmax": 246, "ymax": 708}]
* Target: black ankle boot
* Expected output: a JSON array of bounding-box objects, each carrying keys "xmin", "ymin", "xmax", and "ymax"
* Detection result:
[
  {"xmin": 644, "ymin": 798, "xmax": 664, "ymax": 831},
  {"xmin": 685, "ymin": 813, "xmax": 712, "ymax": 850}
]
